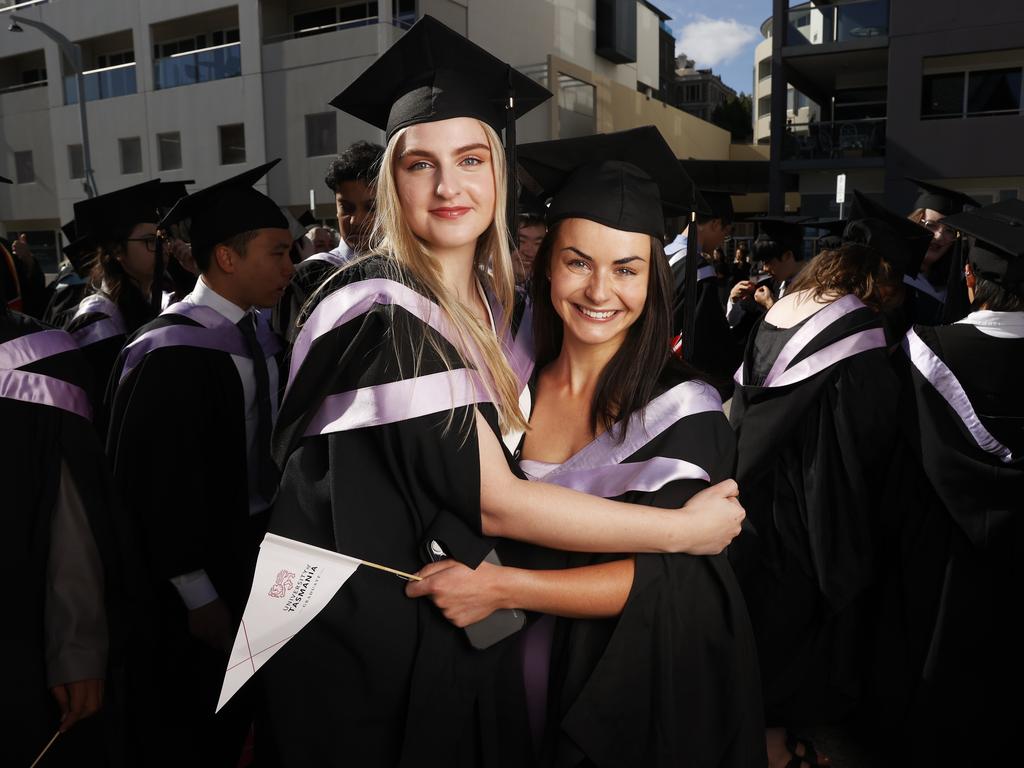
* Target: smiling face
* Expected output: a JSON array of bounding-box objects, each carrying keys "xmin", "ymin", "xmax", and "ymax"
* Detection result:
[
  {"xmin": 548, "ymin": 217, "xmax": 651, "ymax": 351},
  {"xmin": 394, "ymin": 118, "xmax": 496, "ymax": 256}
]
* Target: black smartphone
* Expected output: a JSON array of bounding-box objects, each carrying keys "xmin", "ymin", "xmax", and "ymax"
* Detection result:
[{"xmin": 425, "ymin": 540, "xmax": 525, "ymax": 650}]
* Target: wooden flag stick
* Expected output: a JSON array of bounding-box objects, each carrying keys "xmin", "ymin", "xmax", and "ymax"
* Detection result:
[
  {"xmin": 360, "ymin": 559, "xmax": 422, "ymax": 581},
  {"xmin": 30, "ymin": 730, "xmax": 61, "ymax": 768}
]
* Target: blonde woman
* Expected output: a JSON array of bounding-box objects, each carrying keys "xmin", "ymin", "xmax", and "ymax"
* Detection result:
[{"xmin": 258, "ymin": 17, "xmax": 744, "ymax": 766}]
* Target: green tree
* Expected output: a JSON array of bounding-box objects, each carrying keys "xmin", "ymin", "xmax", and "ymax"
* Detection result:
[{"xmin": 712, "ymin": 93, "xmax": 754, "ymax": 142}]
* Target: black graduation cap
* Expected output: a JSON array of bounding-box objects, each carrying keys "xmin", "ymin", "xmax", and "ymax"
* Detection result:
[
  {"xmin": 158, "ymin": 160, "xmax": 290, "ymax": 260},
  {"xmin": 804, "ymin": 217, "xmax": 846, "ymax": 252},
  {"xmin": 58, "ymin": 220, "xmax": 96, "ymax": 271},
  {"xmin": 699, "ymin": 190, "xmax": 734, "ymax": 223},
  {"xmin": 73, "ymin": 179, "xmax": 164, "ymax": 242},
  {"xmin": 330, "ymin": 15, "xmax": 550, "ymax": 139},
  {"xmin": 297, "ymin": 209, "xmax": 317, "ymax": 229},
  {"xmin": 751, "ymin": 216, "xmax": 809, "ymax": 256},
  {"xmin": 516, "ymin": 126, "xmax": 705, "ymax": 240},
  {"xmin": 942, "ymin": 199, "xmax": 1024, "ymax": 285},
  {"xmin": 156, "ymin": 180, "xmax": 193, "ymax": 214},
  {"xmin": 843, "ymin": 191, "xmax": 933, "ymax": 277},
  {"xmin": 0, "ymin": 175, "xmax": 11, "ymax": 184},
  {"xmin": 909, "ymin": 178, "xmax": 981, "ymax": 217}
]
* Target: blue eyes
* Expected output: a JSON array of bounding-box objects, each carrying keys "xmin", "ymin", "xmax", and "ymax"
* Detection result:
[{"xmin": 406, "ymin": 156, "xmax": 484, "ymax": 171}]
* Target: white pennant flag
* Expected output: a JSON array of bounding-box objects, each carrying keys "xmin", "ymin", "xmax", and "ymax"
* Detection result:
[{"xmin": 216, "ymin": 533, "xmax": 363, "ymax": 711}]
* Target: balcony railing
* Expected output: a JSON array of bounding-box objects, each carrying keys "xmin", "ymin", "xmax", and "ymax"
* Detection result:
[
  {"xmin": 0, "ymin": 77, "xmax": 46, "ymax": 94},
  {"xmin": 154, "ymin": 42, "xmax": 241, "ymax": 90},
  {"xmin": 786, "ymin": 0, "xmax": 889, "ymax": 47},
  {"xmin": 263, "ymin": 13, "xmax": 415, "ymax": 44},
  {"xmin": 64, "ymin": 62, "xmax": 136, "ymax": 104},
  {"xmin": 781, "ymin": 117, "xmax": 886, "ymax": 161}
]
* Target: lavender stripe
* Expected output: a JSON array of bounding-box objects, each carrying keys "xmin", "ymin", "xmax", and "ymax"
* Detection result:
[
  {"xmin": 306, "ymin": 251, "xmax": 348, "ymax": 266},
  {"xmin": 734, "ymin": 362, "xmax": 745, "ymax": 386},
  {"xmin": 697, "ymin": 265, "xmax": 715, "ymax": 282},
  {"xmin": 304, "ymin": 367, "xmax": 490, "ymax": 436},
  {"xmin": 539, "ymin": 455, "xmax": 710, "ymax": 498},
  {"xmin": 71, "ymin": 315, "xmax": 126, "ymax": 347},
  {"xmin": 903, "ymin": 329, "xmax": 1013, "ymax": 463},
  {"xmin": 0, "ymin": 368, "xmax": 92, "ymax": 421},
  {"xmin": 120, "ymin": 326, "xmax": 249, "ymax": 383},
  {"xmin": 903, "ymin": 274, "xmax": 946, "ymax": 303},
  {"xmin": 290, "ymin": 278, "xmax": 462, "ymax": 387},
  {"xmin": 546, "ymin": 381, "xmax": 722, "ymax": 478},
  {"xmin": 72, "ymin": 293, "xmax": 118, "ymax": 321},
  {"xmin": 484, "ymin": 286, "xmax": 534, "ymax": 389},
  {"xmin": 764, "ymin": 294, "xmax": 866, "ymax": 387},
  {"xmin": 0, "ymin": 329, "xmax": 80, "ymax": 370},
  {"xmin": 770, "ymin": 328, "xmax": 886, "ymax": 388}
]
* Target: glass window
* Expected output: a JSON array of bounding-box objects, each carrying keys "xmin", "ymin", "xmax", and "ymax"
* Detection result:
[
  {"xmin": 338, "ymin": 1, "xmax": 378, "ymax": 24},
  {"xmin": 557, "ymin": 74, "xmax": 595, "ymax": 139},
  {"xmin": 68, "ymin": 144, "xmax": 84, "ymax": 179},
  {"xmin": 294, "ymin": 8, "xmax": 337, "ymax": 37},
  {"xmin": 305, "ymin": 113, "xmax": 337, "ymax": 157},
  {"xmin": 966, "ymin": 67, "xmax": 1022, "ymax": 116},
  {"xmin": 758, "ymin": 59, "xmax": 772, "ymax": 81},
  {"xmin": 219, "ymin": 123, "xmax": 246, "ymax": 165},
  {"xmin": 757, "ymin": 94, "xmax": 771, "ymax": 117},
  {"xmin": 119, "ymin": 137, "xmax": 143, "ymax": 174},
  {"xmin": 14, "ymin": 150, "xmax": 34, "ymax": 183},
  {"xmin": 157, "ymin": 132, "xmax": 182, "ymax": 171},
  {"xmin": 921, "ymin": 72, "xmax": 964, "ymax": 118}
]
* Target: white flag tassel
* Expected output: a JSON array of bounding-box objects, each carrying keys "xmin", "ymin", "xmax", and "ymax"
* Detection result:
[{"xmin": 216, "ymin": 533, "xmax": 362, "ymax": 712}]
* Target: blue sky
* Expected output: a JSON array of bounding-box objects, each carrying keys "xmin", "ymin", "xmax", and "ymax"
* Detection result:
[{"xmin": 653, "ymin": 0, "xmax": 771, "ymax": 96}]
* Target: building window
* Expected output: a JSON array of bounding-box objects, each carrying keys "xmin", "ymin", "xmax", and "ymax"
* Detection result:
[
  {"xmin": 219, "ymin": 123, "xmax": 246, "ymax": 165},
  {"xmin": 684, "ymin": 84, "xmax": 701, "ymax": 102},
  {"xmin": 157, "ymin": 132, "xmax": 182, "ymax": 171},
  {"xmin": 305, "ymin": 113, "xmax": 337, "ymax": 157},
  {"xmin": 293, "ymin": 2, "xmax": 379, "ymax": 38},
  {"xmin": 557, "ymin": 73, "xmax": 596, "ymax": 139},
  {"xmin": 923, "ymin": 67, "xmax": 1022, "ymax": 119},
  {"xmin": 758, "ymin": 59, "xmax": 771, "ymax": 81},
  {"xmin": 14, "ymin": 150, "xmax": 34, "ymax": 183},
  {"xmin": 68, "ymin": 144, "xmax": 85, "ymax": 179},
  {"xmin": 97, "ymin": 50, "xmax": 135, "ymax": 68},
  {"xmin": 757, "ymin": 94, "xmax": 771, "ymax": 118},
  {"xmin": 119, "ymin": 137, "xmax": 143, "ymax": 174}
]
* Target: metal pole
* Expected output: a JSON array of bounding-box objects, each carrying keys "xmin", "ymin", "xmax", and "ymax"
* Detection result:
[{"xmin": 10, "ymin": 15, "xmax": 97, "ymax": 196}]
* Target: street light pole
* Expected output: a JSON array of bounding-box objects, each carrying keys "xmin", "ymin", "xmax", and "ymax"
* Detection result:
[{"xmin": 10, "ymin": 14, "xmax": 98, "ymax": 197}]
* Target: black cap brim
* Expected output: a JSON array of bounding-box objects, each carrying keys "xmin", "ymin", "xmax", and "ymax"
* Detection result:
[{"xmin": 908, "ymin": 177, "xmax": 981, "ymax": 216}]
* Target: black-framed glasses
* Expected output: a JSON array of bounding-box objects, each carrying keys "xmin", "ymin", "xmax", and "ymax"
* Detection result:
[{"xmin": 125, "ymin": 235, "xmax": 161, "ymax": 252}]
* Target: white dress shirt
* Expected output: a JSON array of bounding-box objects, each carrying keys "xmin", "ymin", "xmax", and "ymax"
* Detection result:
[
  {"xmin": 170, "ymin": 276, "xmax": 280, "ymax": 609},
  {"xmin": 955, "ymin": 309, "xmax": 1024, "ymax": 339}
]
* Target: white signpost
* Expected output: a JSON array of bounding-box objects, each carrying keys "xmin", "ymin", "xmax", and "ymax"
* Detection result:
[{"xmin": 836, "ymin": 173, "xmax": 847, "ymax": 218}]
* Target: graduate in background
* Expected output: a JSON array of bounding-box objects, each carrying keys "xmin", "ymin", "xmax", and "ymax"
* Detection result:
[
  {"xmin": 105, "ymin": 164, "xmax": 292, "ymax": 767},
  {"xmin": 63, "ymin": 181, "xmax": 169, "ymax": 414},
  {"xmin": 261, "ymin": 16, "xmax": 743, "ymax": 766},
  {"xmin": 41, "ymin": 221, "xmax": 95, "ymax": 327},
  {"xmin": 874, "ymin": 199, "xmax": 1024, "ymax": 767},
  {"xmin": 1, "ymin": 297, "xmax": 115, "ymax": 766},
  {"xmin": 904, "ymin": 179, "xmax": 981, "ymax": 326},
  {"xmin": 409, "ymin": 127, "xmax": 765, "ymax": 768},
  {"xmin": 729, "ymin": 209, "xmax": 930, "ymax": 768},
  {"xmin": 667, "ymin": 189, "xmax": 738, "ymax": 390},
  {"xmin": 272, "ymin": 140, "xmax": 384, "ymax": 344}
]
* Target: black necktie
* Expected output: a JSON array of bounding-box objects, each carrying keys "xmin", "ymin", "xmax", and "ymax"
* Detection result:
[{"xmin": 238, "ymin": 312, "xmax": 277, "ymax": 501}]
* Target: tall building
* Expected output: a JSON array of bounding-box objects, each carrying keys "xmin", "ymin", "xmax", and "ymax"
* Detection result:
[
  {"xmin": 0, "ymin": 0, "xmax": 730, "ymax": 271},
  {"xmin": 762, "ymin": 0, "xmax": 1024, "ymax": 216},
  {"xmin": 752, "ymin": 12, "xmax": 819, "ymax": 145},
  {"xmin": 665, "ymin": 55, "xmax": 737, "ymax": 123}
]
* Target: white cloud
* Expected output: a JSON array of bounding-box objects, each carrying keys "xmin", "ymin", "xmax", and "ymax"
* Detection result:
[{"xmin": 676, "ymin": 15, "xmax": 759, "ymax": 69}]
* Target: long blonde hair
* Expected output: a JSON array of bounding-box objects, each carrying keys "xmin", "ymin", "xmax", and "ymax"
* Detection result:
[{"xmin": 358, "ymin": 120, "xmax": 527, "ymax": 434}]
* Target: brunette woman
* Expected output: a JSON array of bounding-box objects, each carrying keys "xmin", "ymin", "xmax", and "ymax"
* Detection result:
[{"xmin": 409, "ymin": 127, "xmax": 766, "ymax": 768}]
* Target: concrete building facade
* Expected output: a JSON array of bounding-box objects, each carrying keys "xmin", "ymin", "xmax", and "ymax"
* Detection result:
[
  {"xmin": 0, "ymin": 0, "xmax": 730, "ymax": 271},
  {"xmin": 764, "ymin": 0, "xmax": 1024, "ymax": 217}
]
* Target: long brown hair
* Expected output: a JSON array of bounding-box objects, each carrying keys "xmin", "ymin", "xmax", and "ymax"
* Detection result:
[
  {"xmin": 531, "ymin": 219, "xmax": 699, "ymax": 438},
  {"xmin": 786, "ymin": 242, "xmax": 901, "ymax": 312}
]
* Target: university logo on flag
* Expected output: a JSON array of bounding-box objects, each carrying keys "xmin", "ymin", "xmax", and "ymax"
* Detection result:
[{"xmin": 216, "ymin": 533, "xmax": 362, "ymax": 711}]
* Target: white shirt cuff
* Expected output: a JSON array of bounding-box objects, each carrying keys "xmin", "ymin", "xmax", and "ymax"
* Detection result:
[{"xmin": 170, "ymin": 569, "xmax": 219, "ymax": 610}]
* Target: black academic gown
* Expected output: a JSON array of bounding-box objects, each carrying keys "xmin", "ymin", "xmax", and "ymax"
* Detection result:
[
  {"xmin": 65, "ymin": 284, "xmax": 156, "ymax": 421},
  {"xmin": 1, "ymin": 237, "xmax": 47, "ymax": 318},
  {"xmin": 729, "ymin": 300, "xmax": 900, "ymax": 727},
  {"xmin": 527, "ymin": 373, "xmax": 765, "ymax": 768},
  {"xmin": 259, "ymin": 256, "xmax": 523, "ymax": 768},
  {"xmin": 0, "ymin": 309, "xmax": 117, "ymax": 766},
  {"xmin": 105, "ymin": 309, "xmax": 283, "ymax": 767},
  {"xmin": 42, "ymin": 269, "xmax": 90, "ymax": 327},
  {"xmin": 872, "ymin": 322, "xmax": 1024, "ymax": 766},
  {"xmin": 271, "ymin": 254, "xmax": 344, "ymax": 344},
  {"xmin": 672, "ymin": 256, "xmax": 740, "ymax": 396}
]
